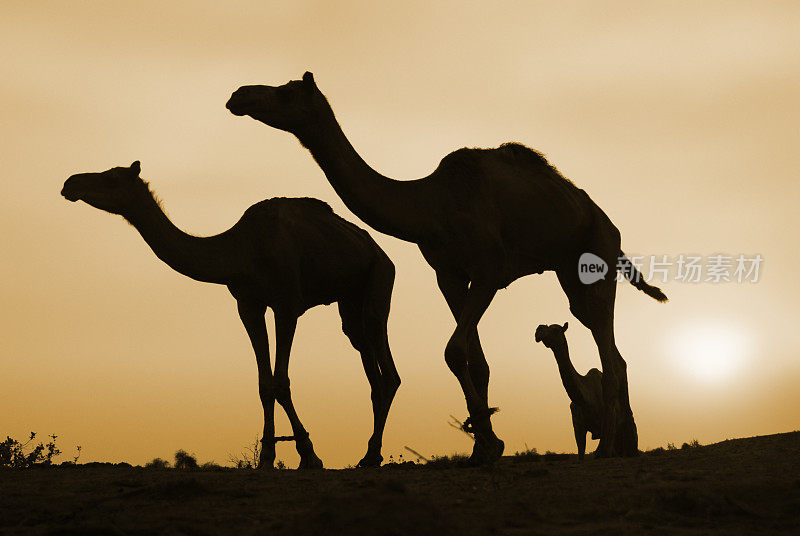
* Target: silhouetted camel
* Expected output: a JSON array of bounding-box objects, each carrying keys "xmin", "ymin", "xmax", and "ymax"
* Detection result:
[
  {"xmin": 226, "ymin": 72, "xmax": 667, "ymax": 462},
  {"xmin": 535, "ymin": 322, "xmax": 602, "ymax": 460},
  {"xmin": 61, "ymin": 161, "xmax": 400, "ymax": 468}
]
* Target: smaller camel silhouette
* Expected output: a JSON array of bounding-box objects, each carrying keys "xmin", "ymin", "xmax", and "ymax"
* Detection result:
[
  {"xmin": 534, "ymin": 322, "xmax": 602, "ymax": 460},
  {"xmin": 61, "ymin": 161, "xmax": 400, "ymax": 469}
]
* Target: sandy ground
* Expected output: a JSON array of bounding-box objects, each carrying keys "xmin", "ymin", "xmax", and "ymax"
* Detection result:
[{"xmin": 1, "ymin": 431, "xmax": 798, "ymax": 535}]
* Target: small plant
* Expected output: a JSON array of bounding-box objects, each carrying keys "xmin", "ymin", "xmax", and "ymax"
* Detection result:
[
  {"xmin": 425, "ymin": 452, "xmax": 470, "ymax": 468},
  {"xmin": 174, "ymin": 449, "xmax": 198, "ymax": 469},
  {"xmin": 681, "ymin": 439, "xmax": 702, "ymax": 450},
  {"xmin": 543, "ymin": 450, "xmax": 570, "ymax": 461},
  {"xmin": 666, "ymin": 442, "xmax": 677, "ymax": 451},
  {"xmin": 229, "ymin": 435, "xmax": 262, "ymax": 469},
  {"xmin": 513, "ymin": 444, "xmax": 540, "ymax": 462},
  {"xmin": 385, "ymin": 452, "xmax": 417, "ymax": 467},
  {"xmin": 0, "ymin": 432, "xmax": 61, "ymax": 468},
  {"xmin": 73, "ymin": 445, "xmax": 82, "ymax": 464},
  {"xmin": 276, "ymin": 460, "xmax": 286, "ymax": 470},
  {"xmin": 145, "ymin": 457, "xmax": 171, "ymax": 469}
]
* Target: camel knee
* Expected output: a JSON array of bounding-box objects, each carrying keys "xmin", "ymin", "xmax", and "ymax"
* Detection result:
[
  {"xmin": 444, "ymin": 336, "xmax": 468, "ymax": 373},
  {"xmin": 383, "ymin": 372, "xmax": 401, "ymax": 404},
  {"xmin": 387, "ymin": 373, "xmax": 400, "ymax": 396},
  {"xmin": 371, "ymin": 373, "xmax": 400, "ymax": 406},
  {"xmin": 273, "ymin": 377, "xmax": 291, "ymax": 405},
  {"xmin": 258, "ymin": 380, "xmax": 275, "ymax": 404}
]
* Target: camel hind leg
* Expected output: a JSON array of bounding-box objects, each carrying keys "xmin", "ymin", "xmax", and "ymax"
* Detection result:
[
  {"xmin": 272, "ymin": 310, "xmax": 323, "ymax": 469},
  {"xmin": 339, "ymin": 256, "xmax": 401, "ymax": 467},
  {"xmin": 556, "ymin": 240, "xmax": 639, "ymax": 458}
]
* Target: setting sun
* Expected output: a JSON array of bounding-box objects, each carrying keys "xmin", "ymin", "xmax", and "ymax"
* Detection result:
[{"xmin": 668, "ymin": 321, "xmax": 753, "ymax": 383}]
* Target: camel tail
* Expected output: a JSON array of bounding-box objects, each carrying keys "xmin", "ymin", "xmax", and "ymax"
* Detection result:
[{"xmin": 618, "ymin": 251, "xmax": 668, "ymax": 302}]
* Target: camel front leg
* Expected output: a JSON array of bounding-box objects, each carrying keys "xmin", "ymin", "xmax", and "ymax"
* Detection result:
[
  {"xmin": 273, "ymin": 310, "xmax": 323, "ymax": 469},
  {"xmin": 570, "ymin": 404, "xmax": 587, "ymax": 461},
  {"xmin": 592, "ymin": 329, "xmax": 639, "ymax": 458},
  {"xmin": 436, "ymin": 272, "xmax": 490, "ymax": 405},
  {"xmin": 237, "ymin": 300, "xmax": 276, "ymax": 469},
  {"xmin": 443, "ymin": 281, "xmax": 504, "ymax": 464}
]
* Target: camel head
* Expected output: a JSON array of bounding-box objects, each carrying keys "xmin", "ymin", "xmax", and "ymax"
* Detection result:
[
  {"xmin": 226, "ymin": 72, "xmax": 331, "ymax": 137},
  {"xmin": 62, "ymin": 161, "xmax": 150, "ymax": 215},
  {"xmin": 534, "ymin": 322, "xmax": 569, "ymax": 348}
]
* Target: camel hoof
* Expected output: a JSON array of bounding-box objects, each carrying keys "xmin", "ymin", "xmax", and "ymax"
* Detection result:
[
  {"xmin": 356, "ymin": 453, "xmax": 383, "ymax": 468},
  {"xmin": 298, "ymin": 453, "xmax": 324, "ymax": 470},
  {"xmin": 469, "ymin": 436, "xmax": 505, "ymax": 465}
]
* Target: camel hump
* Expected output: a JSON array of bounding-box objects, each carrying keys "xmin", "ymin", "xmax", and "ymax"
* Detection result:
[
  {"xmin": 436, "ymin": 143, "xmax": 577, "ymax": 187},
  {"xmin": 243, "ymin": 197, "xmax": 382, "ymax": 253},
  {"xmin": 243, "ymin": 197, "xmax": 334, "ymax": 221},
  {"xmin": 271, "ymin": 196, "xmax": 334, "ymax": 214}
]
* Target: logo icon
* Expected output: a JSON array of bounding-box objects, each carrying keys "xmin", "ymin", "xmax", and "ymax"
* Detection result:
[{"xmin": 578, "ymin": 253, "xmax": 608, "ymax": 284}]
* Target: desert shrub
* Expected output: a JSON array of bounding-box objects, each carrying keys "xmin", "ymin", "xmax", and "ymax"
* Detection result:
[
  {"xmin": 386, "ymin": 453, "xmax": 417, "ymax": 466},
  {"xmin": 382, "ymin": 453, "xmax": 418, "ymax": 469},
  {"xmin": 666, "ymin": 442, "xmax": 677, "ymax": 451},
  {"xmin": 0, "ymin": 433, "xmax": 61, "ymax": 468},
  {"xmin": 174, "ymin": 449, "xmax": 198, "ymax": 469},
  {"xmin": 229, "ymin": 435, "xmax": 262, "ymax": 469},
  {"xmin": 513, "ymin": 445, "xmax": 540, "ymax": 462},
  {"xmin": 145, "ymin": 457, "xmax": 171, "ymax": 469},
  {"xmin": 681, "ymin": 439, "xmax": 702, "ymax": 450},
  {"xmin": 424, "ymin": 452, "xmax": 470, "ymax": 469},
  {"xmin": 543, "ymin": 450, "xmax": 570, "ymax": 461}
]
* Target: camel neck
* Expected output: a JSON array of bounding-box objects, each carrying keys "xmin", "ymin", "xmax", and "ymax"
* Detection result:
[
  {"xmin": 124, "ymin": 191, "xmax": 236, "ymax": 285},
  {"xmin": 549, "ymin": 341, "xmax": 584, "ymax": 404},
  {"xmin": 298, "ymin": 113, "xmax": 429, "ymax": 243}
]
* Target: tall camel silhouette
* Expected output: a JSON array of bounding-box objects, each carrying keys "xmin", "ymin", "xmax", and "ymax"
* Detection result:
[
  {"xmin": 226, "ymin": 72, "xmax": 667, "ymax": 461},
  {"xmin": 535, "ymin": 322, "xmax": 602, "ymax": 460},
  {"xmin": 61, "ymin": 161, "xmax": 400, "ymax": 468}
]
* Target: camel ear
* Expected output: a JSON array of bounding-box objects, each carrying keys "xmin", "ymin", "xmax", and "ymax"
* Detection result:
[
  {"xmin": 302, "ymin": 71, "xmax": 316, "ymax": 88},
  {"xmin": 562, "ymin": 322, "xmax": 569, "ymax": 331},
  {"xmin": 130, "ymin": 161, "xmax": 141, "ymax": 176}
]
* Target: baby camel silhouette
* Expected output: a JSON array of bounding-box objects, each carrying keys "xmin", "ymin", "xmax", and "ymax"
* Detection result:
[
  {"xmin": 61, "ymin": 161, "xmax": 400, "ymax": 469},
  {"xmin": 534, "ymin": 322, "xmax": 602, "ymax": 460}
]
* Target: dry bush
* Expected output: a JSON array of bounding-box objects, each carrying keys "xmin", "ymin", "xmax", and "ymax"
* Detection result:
[
  {"xmin": 174, "ymin": 449, "xmax": 198, "ymax": 469},
  {"xmin": 145, "ymin": 457, "xmax": 171, "ymax": 469},
  {"xmin": 0, "ymin": 433, "xmax": 61, "ymax": 468}
]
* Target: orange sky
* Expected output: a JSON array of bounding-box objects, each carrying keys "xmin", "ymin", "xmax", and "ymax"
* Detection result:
[{"xmin": 2, "ymin": 1, "xmax": 799, "ymax": 468}]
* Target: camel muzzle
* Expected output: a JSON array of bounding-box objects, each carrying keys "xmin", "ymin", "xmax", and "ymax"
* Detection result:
[
  {"xmin": 225, "ymin": 95, "xmax": 249, "ymax": 116},
  {"xmin": 61, "ymin": 187, "xmax": 80, "ymax": 202}
]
